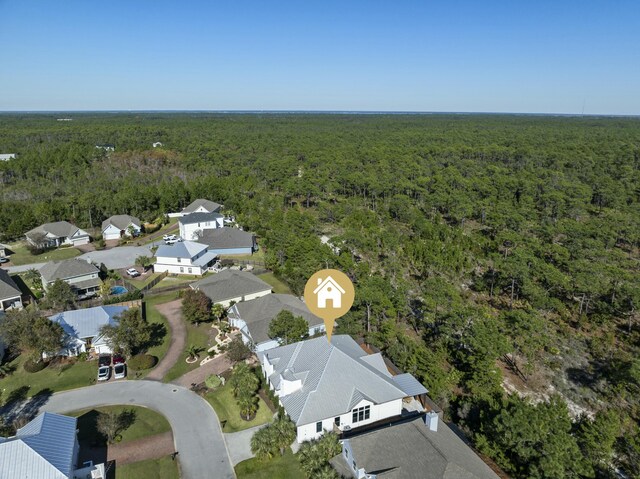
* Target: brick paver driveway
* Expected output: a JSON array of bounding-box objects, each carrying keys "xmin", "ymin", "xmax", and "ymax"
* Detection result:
[
  {"xmin": 145, "ymin": 299, "xmax": 186, "ymax": 381},
  {"xmin": 172, "ymin": 354, "xmax": 232, "ymax": 388}
]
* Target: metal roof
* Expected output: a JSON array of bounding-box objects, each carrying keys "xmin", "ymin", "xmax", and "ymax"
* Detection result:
[
  {"xmin": 49, "ymin": 305, "xmax": 129, "ymax": 340},
  {"xmin": 0, "ymin": 268, "xmax": 21, "ymax": 300},
  {"xmin": 392, "ymin": 373, "xmax": 429, "ymax": 396},
  {"xmin": 191, "ymin": 270, "xmax": 272, "ymax": 304},
  {"xmin": 156, "ymin": 240, "xmax": 208, "ymax": 259},
  {"xmin": 40, "ymin": 259, "xmax": 100, "ymax": 283},
  {"xmin": 181, "ymin": 198, "xmax": 222, "ymax": 214},
  {"xmin": 0, "ymin": 412, "xmax": 78, "ymax": 479},
  {"xmin": 101, "ymin": 214, "xmax": 141, "ymax": 232},
  {"xmin": 259, "ymin": 335, "xmax": 410, "ymax": 426}
]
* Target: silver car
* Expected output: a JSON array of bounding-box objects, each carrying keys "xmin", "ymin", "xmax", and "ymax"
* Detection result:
[
  {"xmin": 114, "ymin": 363, "xmax": 127, "ymax": 380},
  {"xmin": 97, "ymin": 365, "xmax": 110, "ymax": 381}
]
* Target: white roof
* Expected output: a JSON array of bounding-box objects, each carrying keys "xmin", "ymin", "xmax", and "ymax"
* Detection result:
[{"xmin": 48, "ymin": 305, "xmax": 129, "ymax": 340}]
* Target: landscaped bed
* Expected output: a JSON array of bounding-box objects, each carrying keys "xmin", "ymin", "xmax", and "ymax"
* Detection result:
[
  {"xmin": 205, "ymin": 382, "xmax": 273, "ymax": 433},
  {"xmin": 162, "ymin": 322, "xmax": 211, "ymax": 383}
]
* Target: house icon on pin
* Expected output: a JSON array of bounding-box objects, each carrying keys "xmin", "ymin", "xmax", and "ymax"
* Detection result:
[{"xmin": 313, "ymin": 275, "xmax": 346, "ymax": 309}]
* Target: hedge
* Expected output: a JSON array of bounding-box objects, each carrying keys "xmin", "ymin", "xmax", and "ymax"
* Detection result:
[
  {"xmin": 24, "ymin": 358, "xmax": 48, "ymax": 373},
  {"xmin": 128, "ymin": 354, "xmax": 158, "ymax": 371}
]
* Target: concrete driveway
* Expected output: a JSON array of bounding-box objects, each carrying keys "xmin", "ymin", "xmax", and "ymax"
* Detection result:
[{"xmin": 39, "ymin": 380, "xmax": 235, "ymax": 479}]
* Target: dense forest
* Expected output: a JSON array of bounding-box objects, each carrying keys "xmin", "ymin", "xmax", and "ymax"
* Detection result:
[{"xmin": 1, "ymin": 113, "xmax": 639, "ymax": 478}]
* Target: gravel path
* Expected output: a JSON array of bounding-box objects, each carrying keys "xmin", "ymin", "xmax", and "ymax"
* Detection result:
[
  {"xmin": 172, "ymin": 354, "xmax": 232, "ymax": 387},
  {"xmin": 107, "ymin": 431, "xmax": 175, "ymax": 465},
  {"xmin": 145, "ymin": 299, "xmax": 186, "ymax": 381}
]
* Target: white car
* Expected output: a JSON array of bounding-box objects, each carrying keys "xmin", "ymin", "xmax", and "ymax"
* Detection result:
[
  {"xmin": 97, "ymin": 366, "xmax": 110, "ymax": 381},
  {"xmin": 162, "ymin": 234, "xmax": 175, "ymax": 241},
  {"xmin": 126, "ymin": 268, "xmax": 140, "ymax": 277},
  {"xmin": 114, "ymin": 363, "xmax": 127, "ymax": 379},
  {"xmin": 165, "ymin": 237, "xmax": 182, "ymax": 245}
]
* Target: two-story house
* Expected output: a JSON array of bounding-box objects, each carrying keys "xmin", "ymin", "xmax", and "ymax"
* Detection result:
[
  {"xmin": 40, "ymin": 259, "xmax": 101, "ymax": 298},
  {"xmin": 259, "ymin": 335, "xmax": 426, "ymax": 443},
  {"xmin": 153, "ymin": 241, "xmax": 218, "ymax": 276},
  {"xmin": 178, "ymin": 212, "xmax": 224, "ymax": 241},
  {"xmin": 25, "ymin": 221, "xmax": 91, "ymax": 248}
]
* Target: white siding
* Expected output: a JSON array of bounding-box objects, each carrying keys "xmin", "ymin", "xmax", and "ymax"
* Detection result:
[
  {"xmin": 179, "ymin": 218, "xmax": 224, "ymax": 241},
  {"xmin": 155, "ymin": 254, "xmax": 198, "ymax": 267},
  {"xmin": 103, "ymin": 224, "xmax": 122, "ymax": 241},
  {"xmin": 153, "ymin": 263, "xmax": 204, "ymax": 276}
]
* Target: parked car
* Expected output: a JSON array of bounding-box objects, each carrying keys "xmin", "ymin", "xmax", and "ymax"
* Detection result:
[
  {"xmin": 165, "ymin": 237, "xmax": 182, "ymax": 245},
  {"xmin": 97, "ymin": 366, "xmax": 111, "ymax": 381},
  {"xmin": 126, "ymin": 268, "xmax": 140, "ymax": 277},
  {"xmin": 98, "ymin": 355, "xmax": 111, "ymax": 367},
  {"xmin": 112, "ymin": 354, "xmax": 125, "ymax": 365},
  {"xmin": 0, "ymin": 257, "xmax": 8, "ymax": 264},
  {"xmin": 114, "ymin": 363, "xmax": 127, "ymax": 379},
  {"xmin": 163, "ymin": 234, "xmax": 177, "ymax": 241}
]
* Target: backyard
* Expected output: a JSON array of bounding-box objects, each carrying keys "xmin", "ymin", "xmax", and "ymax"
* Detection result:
[
  {"xmin": 235, "ymin": 451, "xmax": 304, "ymax": 479},
  {"xmin": 257, "ymin": 272, "xmax": 292, "ymax": 294},
  {"xmin": 4, "ymin": 242, "xmax": 81, "ymax": 265},
  {"xmin": 205, "ymin": 381, "xmax": 273, "ymax": 433}
]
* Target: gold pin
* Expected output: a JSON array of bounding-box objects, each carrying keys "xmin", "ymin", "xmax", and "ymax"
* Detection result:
[{"xmin": 304, "ymin": 269, "xmax": 355, "ymax": 343}]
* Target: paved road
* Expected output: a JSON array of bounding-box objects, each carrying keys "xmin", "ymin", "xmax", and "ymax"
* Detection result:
[
  {"xmin": 39, "ymin": 380, "xmax": 235, "ymax": 479},
  {"xmin": 145, "ymin": 299, "xmax": 186, "ymax": 381}
]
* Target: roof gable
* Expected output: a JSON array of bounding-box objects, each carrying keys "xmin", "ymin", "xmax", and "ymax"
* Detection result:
[
  {"xmin": 39, "ymin": 259, "xmax": 99, "ymax": 283},
  {"xmin": 26, "ymin": 221, "xmax": 81, "ymax": 239},
  {"xmin": 156, "ymin": 240, "xmax": 208, "ymax": 259},
  {"xmin": 182, "ymin": 199, "xmax": 222, "ymax": 214},
  {"xmin": 0, "ymin": 269, "xmax": 21, "ymax": 300},
  {"xmin": 101, "ymin": 214, "xmax": 141, "ymax": 232},
  {"xmin": 192, "ymin": 270, "xmax": 272, "ymax": 303}
]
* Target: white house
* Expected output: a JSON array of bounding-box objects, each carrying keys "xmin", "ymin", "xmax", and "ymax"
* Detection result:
[
  {"xmin": 25, "ymin": 221, "xmax": 91, "ymax": 248},
  {"xmin": 40, "ymin": 259, "xmax": 101, "ymax": 298},
  {"xmin": 191, "ymin": 269, "xmax": 272, "ymax": 308},
  {"xmin": 314, "ymin": 275, "xmax": 345, "ymax": 308},
  {"xmin": 0, "ymin": 268, "xmax": 23, "ymax": 311},
  {"xmin": 153, "ymin": 241, "xmax": 218, "ymax": 276},
  {"xmin": 227, "ymin": 294, "xmax": 325, "ymax": 351},
  {"xmin": 0, "ymin": 412, "xmax": 105, "ymax": 479},
  {"xmin": 48, "ymin": 306, "xmax": 129, "ymax": 356},
  {"xmin": 178, "ymin": 212, "xmax": 224, "ymax": 240},
  {"xmin": 101, "ymin": 214, "xmax": 141, "ymax": 240},
  {"xmin": 0, "ymin": 153, "xmax": 16, "ymax": 161},
  {"xmin": 259, "ymin": 335, "xmax": 426, "ymax": 443}
]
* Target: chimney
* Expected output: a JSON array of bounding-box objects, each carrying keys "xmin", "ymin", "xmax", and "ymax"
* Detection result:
[
  {"xmin": 425, "ymin": 411, "xmax": 438, "ymax": 432},
  {"xmin": 317, "ymin": 277, "xmax": 322, "ymax": 285}
]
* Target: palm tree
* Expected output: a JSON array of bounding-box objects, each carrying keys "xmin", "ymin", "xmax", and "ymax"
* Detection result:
[
  {"xmin": 230, "ymin": 363, "xmax": 259, "ymax": 398},
  {"xmin": 250, "ymin": 426, "xmax": 277, "ymax": 460},
  {"xmin": 24, "ymin": 268, "xmax": 42, "ymax": 290},
  {"xmin": 238, "ymin": 395, "xmax": 258, "ymax": 421},
  {"xmin": 272, "ymin": 417, "xmax": 296, "ymax": 455},
  {"xmin": 211, "ymin": 303, "xmax": 226, "ymax": 324},
  {"xmin": 186, "ymin": 344, "xmax": 200, "ymax": 361},
  {"xmin": 315, "ymin": 466, "xmax": 339, "ymax": 479}
]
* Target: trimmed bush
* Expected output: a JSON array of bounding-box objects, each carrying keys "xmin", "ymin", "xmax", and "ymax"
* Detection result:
[
  {"xmin": 24, "ymin": 358, "xmax": 48, "ymax": 373},
  {"xmin": 205, "ymin": 374, "xmax": 222, "ymax": 389},
  {"xmin": 128, "ymin": 354, "xmax": 157, "ymax": 371}
]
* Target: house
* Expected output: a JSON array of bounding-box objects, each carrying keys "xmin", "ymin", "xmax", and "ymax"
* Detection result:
[
  {"xmin": 40, "ymin": 259, "xmax": 101, "ymax": 298},
  {"xmin": 181, "ymin": 198, "xmax": 222, "ymax": 215},
  {"xmin": 258, "ymin": 335, "xmax": 426, "ymax": 443},
  {"xmin": 198, "ymin": 227, "xmax": 256, "ymax": 255},
  {"xmin": 25, "ymin": 221, "xmax": 90, "ymax": 248},
  {"xmin": 0, "ymin": 412, "xmax": 105, "ymax": 479},
  {"xmin": 228, "ymin": 294, "xmax": 325, "ymax": 351},
  {"xmin": 153, "ymin": 241, "xmax": 218, "ymax": 276},
  {"xmin": 0, "ymin": 268, "xmax": 23, "ymax": 311},
  {"xmin": 152, "ymin": 141, "xmax": 163, "ymax": 147},
  {"xmin": 178, "ymin": 212, "xmax": 224, "ymax": 240},
  {"xmin": 191, "ymin": 269, "xmax": 272, "ymax": 307},
  {"xmin": 0, "ymin": 153, "xmax": 16, "ymax": 161},
  {"xmin": 101, "ymin": 214, "xmax": 141, "ymax": 240},
  {"xmin": 330, "ymin": 414, "xmax": 499, "ymax": 479},
  {"xmin": 48, "ymin": 305, "xmax": 129, "ymax": 356},
  {"xmin": 314, "ymin": 275, "xmax": 345, "ymax": 308}
]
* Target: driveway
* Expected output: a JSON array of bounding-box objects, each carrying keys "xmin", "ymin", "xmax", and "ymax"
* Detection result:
[
  {"xmin": 38, "ymin": 380, "xmax": 235, "ymax": 479},
  {"xmin": 145, "ymin": 299, "xmax": 186, "ymax": 381},
  {"xmin": 224, "ymin": 424, "xmax": 269, "ymax": 466},
  {"xmin": 172, "ymin": 354, "xmax": 232, "ymax": 388}
]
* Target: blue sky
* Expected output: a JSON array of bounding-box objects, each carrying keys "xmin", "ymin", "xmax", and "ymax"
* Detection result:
[{"xmin": 1, "ymin": 1, "xmax": 638, "ymax": 114}]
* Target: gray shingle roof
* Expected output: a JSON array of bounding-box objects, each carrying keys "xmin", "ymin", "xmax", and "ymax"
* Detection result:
[
  {"xmin": 48, "ymin": 305, "xmax": 128, "ymax": 340},
  {"xmin": 178, "ymin": 211, "xmax": 223, "ymax": 226},
  {"xmin": 330, "ymin": 416, "xmax": 500, "ymax": 479},
  {"xmin": 0, "ymin": 412, "xmax": 77, "ymax": 479},
  {"xmin": 155, "ymin": 241, "xmax": 209, "ymax": 259},
  {"xmin": 40, "ymin": 259, "xmax": 100, "ymax": 283},
  {"xmin": 0, "ymin": 268, "xmax": 21, "ymax": 300},
  {"xmin": 229, "ymin": 294, "xmax": 323, "ymax": 344},
  {"xmin": 101, "ymin": 214, "xmax": 141, "ymax": 232},
  {"xmin": 258, "ymin": 335, "xmax": 408, "ymax": 426},
  {"xmin": 199, "ymin": 227, "xmax": 255, "ymax": 250},
  {"xmin": 182, "ymin": 198, "xmax": 222, "ymax": 214},
  {"xmin": 25, "ymin": 221, "xmax": 82, "ymax": 239},
  {"xmin": 191, "ymin": 270, "xmax": 272, "ymax": 304}
]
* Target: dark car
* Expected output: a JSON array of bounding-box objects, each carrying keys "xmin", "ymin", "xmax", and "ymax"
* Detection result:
[
  {"xmin": 98, "ymin": 355, "xmax": 111, "ymax": 367},
  {"xmin": 112, "ymin": 354, "xmax": 125, "ymax": 365}
]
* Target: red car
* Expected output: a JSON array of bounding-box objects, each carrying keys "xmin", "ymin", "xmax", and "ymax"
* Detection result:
[{"xmin": 112, "ymin": 355, "xmax": 125, "ymax": 365}]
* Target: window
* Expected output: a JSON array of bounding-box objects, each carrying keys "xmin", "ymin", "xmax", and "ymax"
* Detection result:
[
  {"xmin": 180, "ymin": 267, "xmax": 184, "ymax": 273},
  {"xmin": 352, "ymin": 460, "xmax": 357, "ymax": 471},
  {"xmin": 177, "ymin": 258, "xmax": 181, "ymax": 263},
  {"xmin": 188, "ymin": 268, "xmax": 192, "ymax": 274},
  {"xmin": 334, "ymin": 416, "xmax": 340, "ymax": 427},
  {"xmin": 352, "ymin": 405, "xmax": 370, "ymax": 423},
  {"xmin": 316, "ymin": 421, "xmax": 322, "ymax": 433}
]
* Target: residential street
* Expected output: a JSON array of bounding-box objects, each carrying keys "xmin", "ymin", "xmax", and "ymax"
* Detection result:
[{"xmin": 38, "ymin": 380, "xmax": 235, "ymax": 479}]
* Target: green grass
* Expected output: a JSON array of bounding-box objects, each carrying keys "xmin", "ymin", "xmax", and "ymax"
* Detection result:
[
  {"xmin": 0, "ymin": 355, "xmax": 97, "ymax": 402},
  {"xmin": 116, "ymin": 455, "xmax": 180, "ymax": 479},
  {"xmin": 162, "ymin": 321, "xmax": 212, "ymax": 383},
  {"xmin": 137, "ymin": 292, "xmax": 180, "ymax": 378},
  {"xmin": 220, "ymin": 246, "xmax": 265, "ymax": 263},
  {"xmin": 257, "ymin": 272, "xmax": 292, "ymax": 294},
  {"xmin": 149, "ymin": 275, "xmax": 196, "ymax": 291},
  {"xmin": 68, "ymin": 405, "xmax": 171, "ymax": 443},
  {"xmin": 235, "ymin": 450, "xmax": 304, "ymax": 479},
  {"xmin": 130, "ymin": 272, "xmax": 163, "ymax": 290},
  {"xmin": 6, "ymin": 242, "xmax": 81, "ymax": 265},
  {"xmin": 205, "ymin": 382, "xmax": 273, "ymax": 433}
]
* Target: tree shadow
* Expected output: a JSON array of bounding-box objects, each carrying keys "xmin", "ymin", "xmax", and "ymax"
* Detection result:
[
  {"xmin": 75, "ymin": 409, "xmax": 108, "ymax": 466},
  {"xmin": 145, "ymin": 322, "xmax": 167, "ymax": 350},
  {"xmin": 20, "ymin": 388, "xmax": 53, "ymax": 422}
]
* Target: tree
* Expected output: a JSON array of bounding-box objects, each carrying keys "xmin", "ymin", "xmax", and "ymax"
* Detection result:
[
  {"xmin": 250, "ymin": 417, "xmax": 296, "ymax": 460},
  {"xmin": 96, "ymin": 409, "xmax": 136, "ymax": 444},
  {"xmin": 24, "ymin": 268, "xmax": 42, "ymax": 290},
  {"xmin": 99, "ymin": 278, "xmax": 114, "ymax": 299},
  {"xmin": 0, "ymin": 309, "xmax": 66, "ymax": 361},
  {"xmin": 271, "ymin": 416, "xmax": 296, "ymax": 455},
  {"xmin": 135, "ymin": 255, "xmax": 153, "ymax": 271},
  {"xmin": 297, "ymin": 432, "xmax": 341, "ymax": 477},
  {"xmin": 211, "ymin": 303, "xmax": 226, "ymax": 324},
  {"xmin": 186, "ymin": 344, "xmax": 201, "ymax": 361},
  {"xmin": 43, "ymin": 279, "xmax": 76, "ymax": 311},
  {"xmin": 182, "ymin": 289, "xmax": 211, "ymax": 325},
  {"xmin": 229, "ymin": 362, "xmax": 259, "ymax": 398},
  {"xmin": 268, "ymin": 310, "xmax": 308, "ymax": 345},
  {"xmin": 251, "ymin": 425, "xmax": 278, "ymax": 460},
  {"xmin": 238, "ymin": 394, "xmax": 258, "ymax": 421},
  {"xmin": 227, "ymin": 336, "xmax": 252, "ymax": 362},
  {"xmin": 99, "ymin": 308, "xmax": 152, "ymax": 357}
]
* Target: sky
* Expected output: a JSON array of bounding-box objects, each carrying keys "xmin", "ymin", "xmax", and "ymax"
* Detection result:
[{"xmin": 0, "ymin": 1, "xmax": 639, "ymax": 114}]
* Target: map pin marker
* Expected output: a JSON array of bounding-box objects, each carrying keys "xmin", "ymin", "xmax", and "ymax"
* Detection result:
[{"xmin": 304, "ymin": 269, "xmax": 355, "ymax": 343}]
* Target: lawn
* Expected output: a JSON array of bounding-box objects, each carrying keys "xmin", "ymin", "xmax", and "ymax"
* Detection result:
[
  {"xmin": 68, "ymin": 405, "xmax": 171, "ymax": 443},
  {"xmin": 0, "ymin": 355, "xmax": 96, "ymax": 403},
  {"xmin": 257, "ymin": 272, "xmax": 292, "ymax": 294},
  {"xmin": 116, "ymin": 456, "xmax": 179, "ymax": 479},
  {"xmin": 128, "ymin": 272, "xmax": 163, "ymax": 290},
  {"xmin": 220, "ymin": 246, "xmax": 265, "ymax": 263},
  {"xmin": 162, "ymin": 321, "xmax": 212, "ymax": 383},
  {"xmin": 6, "ymin": 242, "xmax": 81, "ymax": 266},
  {"xmin": 205, "ymin": 382, "xmax": 273, "ymax": 433},
  {"xmin": 235, "ymin": 451, "xmax": 304, "ymax": 479},
  {"xmin": 138, "ymin": 292, "xmax": 179, "ymax": 378},
  {"xmin": 149, "ymin": 275, "xmax": 198, "ymax": 291}
]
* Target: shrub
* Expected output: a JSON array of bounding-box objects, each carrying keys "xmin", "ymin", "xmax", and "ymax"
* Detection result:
[
  {"xmin": 24, "ymin": 358, "xmax": 47, "ymax": 373},
  {"xmin": 205, "ymin": 374, "xmax": 222, "ymax": 389},
  {"xmin": 227, "ymin": 336, "xmax": 251, "ymax": 362},
  {"xmin": 128, "ymin": 354, "xmax": 157, "ymax": 371}
]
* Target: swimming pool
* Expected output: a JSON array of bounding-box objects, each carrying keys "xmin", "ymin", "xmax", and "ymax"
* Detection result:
[{"xmin": 111, "ymin": 286, "xmax": 127, "ymax": 295}]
